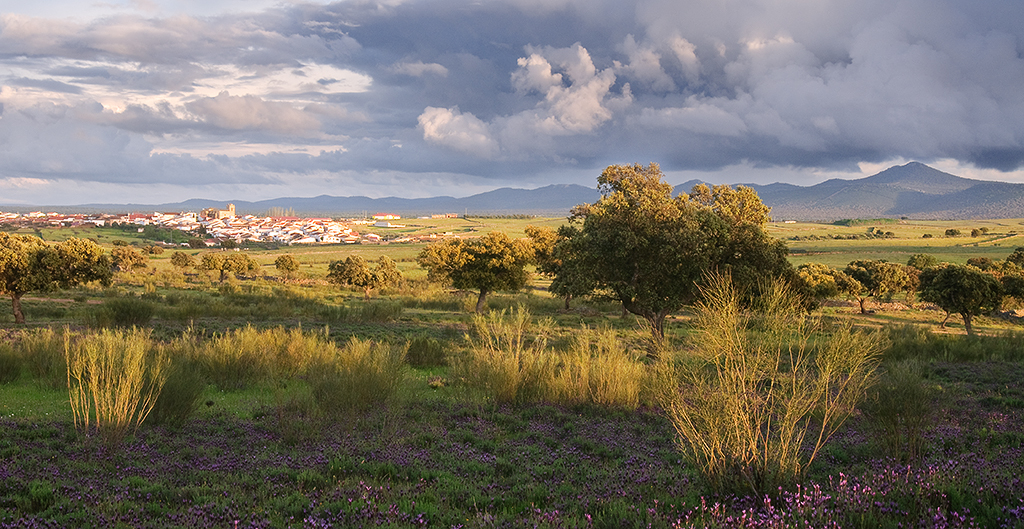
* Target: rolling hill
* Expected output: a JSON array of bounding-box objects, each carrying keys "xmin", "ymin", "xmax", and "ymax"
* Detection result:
[{"xmin": 6, "ymin": 162, "xmax": 1024, "ymax": 220}]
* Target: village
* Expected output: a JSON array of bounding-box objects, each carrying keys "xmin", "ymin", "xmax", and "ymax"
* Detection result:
[{"xmin": 0, "ymin": 204, "xmax": 463, "ymax": 246}]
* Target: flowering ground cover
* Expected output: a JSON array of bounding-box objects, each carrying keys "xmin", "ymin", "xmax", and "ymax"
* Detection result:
[{"xmin": 1, "ymin": 359, "xmax": 1023, "ymax": 528}]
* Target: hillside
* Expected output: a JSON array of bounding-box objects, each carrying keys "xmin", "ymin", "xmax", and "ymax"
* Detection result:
[
  {"xmin": 749, "ymin": 162, "xmax": 1024, "ymax": 220},
  {"xmin": 6, "ymin": 162, "xmax": 1024, "ymax": 220}
]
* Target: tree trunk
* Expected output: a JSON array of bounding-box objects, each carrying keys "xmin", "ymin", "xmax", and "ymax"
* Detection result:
[
  {"xmin": 219, "ymin": 269, "xmax": 227, "ymax": 283},
  {"xmin": 475, "ymin": 289, "xmax": 488, "ymax": 314},
  {"xmin": 363, "ymin": 287, "xmax": 372, "ymax": 301},
  {"xmin": 11, "ymin": 294, "xmax": 25, "ymax": 325},
  {"xmin": 962, "ymin": 312, "xmax": 974, "ymax": 336},
  {"xmin": 940, "ymin": 312, "xmax": 951, "ymax": 329},
  {"xmin": 858, "ymin": 297, "xmax": 868, "ymax": 314}
]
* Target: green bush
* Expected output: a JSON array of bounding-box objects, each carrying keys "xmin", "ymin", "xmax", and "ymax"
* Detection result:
[
  {"xmin": 92, "ymin": 297, "xmax": 155, "ymax": 327},
  {"xmin": 406, "ymin": 336, "xmax": 448, "ymax": 368},
  {"xmin": 147, "ymin": 357, "xmax": 207, "ymax": 428}
]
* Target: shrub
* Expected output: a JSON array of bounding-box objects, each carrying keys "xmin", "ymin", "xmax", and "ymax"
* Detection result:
[
  {"xmin": 0, "ymin": 343, "xmax": 20, "ymax": 384},
  {"xmin": 92, "ymin": 297, "xmax": 155, "ymax": 327},
  {"xmin": 356, "ymin": 301, "xmax": 403, "ymax": 322},
  {"xmin": 147, "ymin": 355, "xmax": 207, "ymax": 428},
  {"xmin": 309, "ymin": 338, "xmax": 407, "ymax": 414},
  {"xmin": 862, "ymin": 359, "xmax": 933, "ymax": 463},
  {"xmin": 65, "ymin": 328, "xmax": 169, "ymax": 445},
  {"xmin": 664, "ymin": 273, "xmax": 883, "ymax": 495},
  {"xmin": 406, "ymin": 336, "xmax": 448, "ymax": 368},
  {"xmin": 196, "ymin": 326, "xmax": 333, "ymax": 390}
]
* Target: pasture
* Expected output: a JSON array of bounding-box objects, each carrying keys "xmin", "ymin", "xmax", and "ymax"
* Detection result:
[{"xmin": 1, "ymin": 219, "xmax": 1024, "ymax": 527}]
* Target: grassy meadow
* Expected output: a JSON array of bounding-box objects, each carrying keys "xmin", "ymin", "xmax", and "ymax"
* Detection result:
[{"xmin": 2, "ymin": 219, "xmax": 1024, "ymax": 527}]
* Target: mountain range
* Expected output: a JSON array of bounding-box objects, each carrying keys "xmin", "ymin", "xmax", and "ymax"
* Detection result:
[{"xmin": 6, "ymin": 162, "xmax": 1024, "ymax": 220}]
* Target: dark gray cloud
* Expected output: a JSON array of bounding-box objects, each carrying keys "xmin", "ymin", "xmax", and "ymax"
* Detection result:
[{"xmin": 1, "ymin": 0, "xmax": 1023, "ymax": 204}]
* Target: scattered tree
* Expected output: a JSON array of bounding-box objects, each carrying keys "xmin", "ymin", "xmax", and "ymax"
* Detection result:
[
  {"xmin": 944, "ymin": 228, "xmax": 961, "ymax": 237},
  {"xmin": 906, "ymin": 253, "xmax": 937, "ymax": 270},
  {"xmin": 111, "ymin": 246, "xmax": 148, "ymax": 272},
  {"xmin": 328, "ymin": 255, "xmax": 403, "ymax": 300},
  {"xmin": 274, "ymin": 254, "xmax": 301, "ymax": 279},
  {"xmin": 966, "ymin": 257, "xmax": 996, "ymax": 271},
  {"xmin": 417, "ymin": 231, "xmax": 531, "ymax": 313},
  {"xmin": 794, "ymin": 263, "xmax": 860, "ymax": 312},
  {"xmin": 187, "ymin": 238, "xmax": 206, "ymax": 249},
  {"xmin": 561, "ymin": 163, "xmax": 791, "ymax": 339},
  {"xmin": 1006, "ymin": 247, "xmax": 1024, "ymax": 267},
  {"xmin": 844, "ymin": 260, "xmax": 911, "ymax": 314},
  {"xmin": 170, "ymin": 251, "xmax": 195, "ymax": 270},
  {"xmin": 0, "ymin": 234, "xmax": 112, "ymax": 324},
  {"xmin": 199, "ymin": 252, "xmax": 259, "ymax": 282},
  {"xmin": 221, "ymin": 239, "xmax": 238, "ymax": 249},
  {"xmin": 919, "ymin": 264, "xmax": 1003, "ymax": 335}
]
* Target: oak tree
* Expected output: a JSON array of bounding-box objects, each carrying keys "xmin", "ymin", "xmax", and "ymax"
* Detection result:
[
  {"xmin": 0, "ymin": 234, "xmax": 112, "ymax": 324},
  {"xmin": 417, "ymin": 232, "xmax": 531, "ymax": 313},
  {"xmin": 327, "ymin": 255, "xmax": 403, "ymax": 300},
  {"xmin": 563, "ymin": 163, "xmax": 791, "ymax": 339},
  {"xmin": 919, "ymin": 264, "xmax": 1003, "ymax": 335},
  {"xmin": 844, "ymin": 260, "xmax": 911, "ymax": 314},
  {"xmin": 274, "ymin": 254, "xmax": 301, "ymax": 279}
]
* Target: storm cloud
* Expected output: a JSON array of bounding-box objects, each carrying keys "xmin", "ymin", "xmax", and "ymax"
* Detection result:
[{"xmin": 1, "ymin": 0, "xmax": 1023, "ymax": 204}]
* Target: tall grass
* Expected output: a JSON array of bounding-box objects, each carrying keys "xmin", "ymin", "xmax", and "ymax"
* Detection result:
[
  {"xmin": 452, "ymin": 306, "xmax": 556, "ymax": 403},
  {"xmin": 308, "ymin": 338, "xmax": 407, "ymax": 413},
  {"xmin": 883, "ymin": 324, "xmax": 1024, "ymax": 362},
  {"xmin": 0, "ymin": 343, "xmax": 20, "ymax": 384},
  {"xmin": 194, "ymin": 326, "xmax": 330, "ymax": 390},
  {"xmin": 861, "ymin": 359, "xmax": 933, "ymax": 463},
  {"xmin": 18, "ymin": 327, "xmax": 67, "ymax": 389},
  {"xmin": 65, "ymin": 328, "xmax": 169, "ymax": 445},
  {"xmin": 551, "ymin": 327, "xmax": 645, "ymax": 408},
  {"xmin": 665, "ymin": 274, "xmax": 883, "ymax": 495},
  {"xmin": 452, "ymin": 307, "xmax": 652, "ymax": 408}
]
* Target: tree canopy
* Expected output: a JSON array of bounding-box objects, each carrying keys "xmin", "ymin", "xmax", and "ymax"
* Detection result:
[
  {"xmin": 199, "ymin": 252, "xmax": 260, "ymax": 282},
  {"xmin": 327, "ymin": 255, "xmax": 402, "ymax": 300},
  {"xmin": 844, "ymin": 260, "xmax": 911, "ymax": 314},
  {"xmin": 0, "ymin": 234, "xmax": 112, "ymax": 323},
  {"xmin": 170, "ymin": 251, "xmax": 195, "ymax": 269},
  {"xmin": 274, "ymin": 254, "xmax": 301, "ymax": 279},
  {"xmin": 526, "ymin": 225, "xmax": 595, "ymax": 309},
  {"xmin": 111, "ymin": 246, "xmax": 147, "ymax": 272},
  {"xmin": 794, "ymin": 263, "xmax": 861, "ymax": 313},
  {"xmin": 561, "ymin": 163, "xmax": 791, "ymax": 339},
  {"xmin": 919, "ymin": 264, "xmax": 1003, "ymax": 335},
  {"xmin": 417, "ymin": 231, "xmax": 531, "ymax": 313}
]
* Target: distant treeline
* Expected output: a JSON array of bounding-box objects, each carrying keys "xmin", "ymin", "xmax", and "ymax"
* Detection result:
[{"xmin": 832, "ymin": 218, "xmax": 902, "ymax": 227}]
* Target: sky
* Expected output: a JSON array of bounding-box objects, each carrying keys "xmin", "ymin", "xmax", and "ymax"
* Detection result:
[{"xmin": 1, "ymin": 0, "xmax": 1023, "ymax": 206}]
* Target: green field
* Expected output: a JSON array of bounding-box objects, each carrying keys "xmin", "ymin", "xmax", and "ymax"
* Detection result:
[{"xmin": 3, "ymin": 219, "xmax": 1024, "ymax": 527}]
